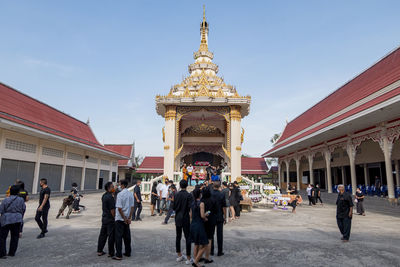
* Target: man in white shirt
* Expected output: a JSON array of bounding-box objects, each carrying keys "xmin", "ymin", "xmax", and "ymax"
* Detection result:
[
  {"xmin": 156, "ymin": 181, "xmax": 163, "ymax": 214},
  {"xmin": 159, "ymin": 179, "xmax": 169, "ymax": 215},
  {"xmin": 114, "ymin": 180, "xmax": 134, "ymax": 260},
  {"xmin": 186, "ymin": 164, "xmax": 194, "ymax": 186}
]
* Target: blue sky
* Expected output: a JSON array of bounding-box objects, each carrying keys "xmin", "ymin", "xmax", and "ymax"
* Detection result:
[{"xmin": 1, "ymin": 1, "xmax": 400, "ymax": 158}]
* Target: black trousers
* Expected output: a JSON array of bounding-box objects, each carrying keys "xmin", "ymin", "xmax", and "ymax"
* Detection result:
[
  {"xmin": 211, "ymin": 221, "xmax": 223, "ymax": 255},
  {"xmin": 234, "ymin": 203, "xmax": 240, "ymax": 217},
  {"xmin": 337, "ymin": 216, "xmax": 352, "ymax": 240},
  {"xmin": 188, "ymin": 175, "xmax": 192, "ymax": 186},
  {"xmin": 176, "ymin": 223, "xmax": 191, "ymax": 257},
  {"xmin": 0, "ymin": 222, "xmax": 21, "ymax": 257},
  {"xmin": 316, "ymin": 196, "xmax": 323, "ymax": 203},
  {"xmin": 35, "ymin": 206, "xmax": 50, "ymax": 233},
  {"xmin": 97, "ymin": 222, "xmax": 115, "ymax": 256},
  {"xmin": 133, "ymin": 202, "xmax": 142, "ymax": 220},
  {"xmin": 115, "ymin": 221, "xmax": 131, "ymax": 258},
  {"xmin": 308, "ymin": 195, "xmax": 312, "ymax": 205}
]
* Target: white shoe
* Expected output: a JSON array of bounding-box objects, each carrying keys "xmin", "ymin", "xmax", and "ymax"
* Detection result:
[
  {"xmin": 176, "ymin": 255, "xmax": 186, "ymax": 262},
  {"xmin": 185, "ymin": 258, "xmax": 194, "ymax": 265}
]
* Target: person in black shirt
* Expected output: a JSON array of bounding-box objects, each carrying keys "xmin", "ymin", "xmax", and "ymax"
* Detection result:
[
  {"xmin": 173, "ymin": 179, "xmax": 193, "ymax": 264},
  {"xmin": 210, "ymin": 181, "xmax": 227, "ymax": 257},
  {"xmin": 315, "ymin": 184, "xmax": 323, "ymax": 205},
  {"xmin": 150, "ymin": 181, "xmax": 158, "ymax": 216},
  {"xmin": 16, "ymin": 181, "xmax": 28, "ymax": 238},
  {"xmin": 355, "ymin": 188, "xmax": 365, "ymax": 216},
  {"xmin": 133, "ymin": 180, "xmax": 142, "ymax": 221},
  {"xmin": 163, "ymin": 184, "xmax": 177, "ymax": 224},
  {"xmin": 97, "ymin": 182, "xmax": 116, "ymax": 257},
  {"xmin": 200, "ymin": 187, "xmax": 216, "ymax": 264},
  {"xmin": 336, "ymin": 184, "xmax": 354, "ymax": 242},
  {"xmin": 35, "ymin": 178, "xmax": 51, "ymax": 239}
]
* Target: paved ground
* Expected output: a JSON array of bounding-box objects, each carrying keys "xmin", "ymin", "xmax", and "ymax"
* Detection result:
[{"xmin": 2, "ymin": 192, "xmax": 400, "ymax": 267}]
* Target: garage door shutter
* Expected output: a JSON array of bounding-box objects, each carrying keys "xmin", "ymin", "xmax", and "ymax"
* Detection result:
[
  {"xmin": 0, "ymin": 159, "xmax": 35, "ymax": 193},
  {"xmin": 84, "ymin": 168, "xmax": 97, "ymax": 190},
  {"xmin": 38, "ymin": 163, "xmax": 62, "ymax": 192},
  {"xmin": 65, "ymin": 166, "xmax": 82, "ymax": 191}
]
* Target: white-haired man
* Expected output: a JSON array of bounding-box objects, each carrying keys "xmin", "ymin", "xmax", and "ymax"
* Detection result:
[{"xmin": 336, "ymin": 184, "xmax": 353, "ymax": 242}]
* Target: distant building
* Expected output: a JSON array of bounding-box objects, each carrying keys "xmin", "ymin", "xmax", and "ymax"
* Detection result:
[
  {"xmin": 104, "ymin": 143, "xmax": 135, "ymax": 183},
  {"xmin": 241, "ymin": 157, "xmax": 269, "ymax": 183},
  {"xmin": 0, "ymin": 82, "xmax": 127, "ymax": 194},
  {"xmin": 136, "ymin": 156, "xmax": 164, "ymax": 180}
]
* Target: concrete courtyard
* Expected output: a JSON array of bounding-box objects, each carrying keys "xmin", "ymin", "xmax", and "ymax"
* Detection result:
[{"xmin": 2, "ymin": 192, "xmax": 400, "ymax": 267}]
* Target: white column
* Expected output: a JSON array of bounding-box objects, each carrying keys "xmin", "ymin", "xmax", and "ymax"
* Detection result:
[
  {"xmin": 60, "ymin": 145, "xmax": 67, "ymax": 192},
  {"xmin": 382, "ymin": 135, "xmax": 395, "ymax": 199},
  {"xmin": 285, "ymin": 160, "xmax": 290, "ymax": 190},
  {"xmin": 363, "ymin": 164, "xmax": 369, "ymax": 186},
  {"xmin": 346, "ymin": 142, "xmax": 357, "ymax": 195},
  {"xmin": 308, "ymin": 154, "xmax": 314, "ymax": 185},
  {"xmin": 109, "ymin": 161, "xmax": 112, "ymax": 182},
  {"xmin": 81, "ymin": 153, "xmax": 87, "ymax": 191},
  {"xmin": 395, "ymin": 160, "xmax": 400, "ymax": 188},
  {"xmin": 324, "ymin": 149, "xmax": 333, "ymax": 193},
  {"xmin": 32, "ymin": 140, "xmax": 42, "ymax": 194},
  {"xmin": 230, "ymin": 106, "xmax": 242, "ymax": 181},
  {"xmin": 295, "ymin": 158, "xmax": 300, "ymax": 191},
  {"xmin": 163, "ymin": 106, "xmax": 176, "ymax": 180}
]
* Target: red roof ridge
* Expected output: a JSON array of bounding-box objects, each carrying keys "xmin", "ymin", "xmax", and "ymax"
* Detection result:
[
  {"xmin": 283, "ymin": 45, "xmax": 400, "ymax": 129},
  {"xmin": 0, "ymin": 81, "xmax": 89, "ymax": 127}
]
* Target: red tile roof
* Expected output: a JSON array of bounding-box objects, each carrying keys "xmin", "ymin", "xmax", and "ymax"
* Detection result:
[
  {"xmin": 0, "ymin": 82, "xmax": 125, "ymax": 158},
  {"xmin": 136, "ymin": 156, "xmax": 268, "ymax": 175},
  {"xmin": 241, "ymin": 157, "xmax": 268, "ymax": 175},
  {"xmin": 263, "ymin": 46, "xmax": 400, "ymax": 156},
  {"xmin": 136, "ymin": 156, "xmax": 164, "ymax": 174},
  {"xmin": 104, "ymin": 144, "xmax": 133, "ymax": 166}
]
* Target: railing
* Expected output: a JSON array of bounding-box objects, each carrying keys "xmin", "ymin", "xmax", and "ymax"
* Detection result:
[
  {"xmin": 241, "ymin": 176, "xmax": 264, "ymax": 192},
  {"xmin": 128, "ymin": 175, "xmax": 163, "ymax": 198}
]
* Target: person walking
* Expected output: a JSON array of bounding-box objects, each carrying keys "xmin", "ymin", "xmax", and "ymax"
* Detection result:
[
  {"xmin": 97, "ymin": 182, "xmax": 116, "ymax": 257},
  {"xmin": 133, "ymin": 180, "xmax": 142, "ymax": 221},
  {"xmin": 163, "ymin": 184, "xmax": 177, "ymax": 224},
  {"xmin": 336, "ymin": 184, "xmax": 354, "ymax": 242},
  {"xmin": 173, "ymin": 180, "xmax": 193, "ymax": 265},
  {"xmin": 156, "ymin": 180, "xmax": 163, "ymax": 214},
  {"xmin": 187, "ymin": 164, "xmax": 194, "ymax": 186},
  {"xmin": 233, "ymin": 181, "xmax": 241, "ymax": 219},
  {"xmin": 113, "ymin": 180, "xmax": 134, "ymax": 260},
  {"xmin": 355, "ymin": 188, "xmax": 365, "ymax": 216},
  {"xmin": 16, "ymin": 181, "xmax": 28, "ymax": 238},
  {"xmin": 35, "ymin": 178, "xmax": 51, "ymax": 239},
  {"xmin": 210, "ymin": 181, "xmax": 226, "ymax": 257},
  {"xmin": 228, "ymin": 183, "xmax": 236, "ymax": 221},
  {"xmin": 200, "ymin": 187, "xmax": 216, "ymax": 263},
  {"xmin": 190, "ymin": 188, "xmax": 209, "ymax": 267},
  {"xmin": 315, "ymin": 184, "xmax": 323, "ymax": 205},
  {"xmin": 306, "ymin": 184, "xmax": 312, "ymax": 206},
  {"xmin": 159, "ymin": 179, "xmax": 169, "ymax": 215},
  {"xmin": 0, "ymin": 185, "xmax": 26, "ymax": 258},
  {"xmin": 221, "ymin": 182, "xmax": 230, "ymax": 221},
  {"xmin": 150, "ymin": 181, "xmax": 158, "ymax": 216}
]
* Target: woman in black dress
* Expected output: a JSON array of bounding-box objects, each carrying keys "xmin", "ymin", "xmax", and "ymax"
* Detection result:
[
  {"xmin": 190, "ymin": 188, "xmax": 208, "ymax": 267},
  {"xmin": 150, "ymin": 181, "xmax": 158, "ymax": 216},
  {"xmin": 228, "ymin": 183, "xmax": 236, "ymax": 221},
  {"xmin": 200, "ymin": 188, "xmax": 216, "ymax": 263}
]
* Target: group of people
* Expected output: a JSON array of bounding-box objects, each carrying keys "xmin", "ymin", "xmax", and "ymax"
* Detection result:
[
  {"xmin": 0, "ymin": 178, "xmax": 49, "ymax": 259},
  {"xmin": 306, "ymin": 184, "xmax": 323, "ymax": 206},
  {"xmin": 181, "ymin": 163, "xmax": 228, "ymax": 186}
]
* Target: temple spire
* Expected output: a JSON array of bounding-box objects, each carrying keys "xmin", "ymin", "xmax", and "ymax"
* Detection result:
[{"xmin": 199, "ymin": 5, "xmax": 209, "ymax": 52}]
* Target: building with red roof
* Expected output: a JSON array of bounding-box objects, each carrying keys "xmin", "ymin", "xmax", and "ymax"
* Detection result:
[
  {"xmin": 104, "ymin": 143, "xmax": 135, "ymax": 182},
  {"xmin": 0, "ymin": 82, "xmax": 128, "ymax": 194},
  {"xmin": 262, "ymin": 46, "xmax": 400, "ymax": 200}
]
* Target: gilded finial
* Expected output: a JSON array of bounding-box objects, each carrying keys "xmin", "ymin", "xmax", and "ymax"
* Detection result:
[
  {"xmin": 203, "ymin": 5, "xmax": 206, "ymax": 23},
  {"xmin": 199, "ymin": 5, "xmax": 208, "ymax": 52}
]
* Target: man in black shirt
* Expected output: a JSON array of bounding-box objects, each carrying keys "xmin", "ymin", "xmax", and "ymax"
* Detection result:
[
  {"xmin": 97, "ymin": 182, "xmax": 116, "ymax": 257},
  {"xmin": 173, "ymin": 179, "xmax": 193, "ymax": 263},
  {"xmin": 133, "ymin": 180, "xmax": 142, "ymax": 221},
  {"xmin": 35, "ymin": 178, "xmax": 51, "ymax": 239},
  {"xmin": 210, "ymin": 181, "xmax": 227, "ymax": 257},
  {"xmin": 336, "ymin": 184, "xmax": 354, "ymax": 242}
]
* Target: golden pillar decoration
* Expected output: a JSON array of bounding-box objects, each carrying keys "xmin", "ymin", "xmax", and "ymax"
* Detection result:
[
  {"xmin": 165, "ymin": 105, "xmax": 177, "ymax": 121},
  {"xmin": 230, "ymin": 105, "xmax": 241, "ymax": 121}
]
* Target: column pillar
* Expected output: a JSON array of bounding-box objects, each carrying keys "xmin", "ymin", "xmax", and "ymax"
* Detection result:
[
  {"xmin": 295, "ymin": 158, "xmax": 300, "ymax": 191},
  {"xmin": 363, "ymin": 164, "xmax": 369, "ymax": 186},
  {"xmin": 163, "ymin": 106, "xmax": 176, "ymax": 180},
  {"xmin": 230, "ymin": 106, "xmax": 242, "ymax": 181},
  {"xmin": 81, "ymin": 152, "xmax": 87, "ymax": 190},
  {"xmin": 0, "ymin": 129, "xmax": 4, "ymax": 174},
  {"xmin": 395, "ymin": 159, "xmax": 400, "ymax": 188},
  {"xmin": 341, "ymin": 166, "xmax": 346, "ymax": 185},
  {"xmin": 308, "ymin": 153, "xmax": 314, "ymax": 185},
  {"xmin": 109, "ymin": 161, "xmax": 113, "ymax": 182},
  {"xmin": 324, "ymin": 149, "xmax": 333, "ymax": 193},
  {"xmin": 60, "ymin": 145, "xmax": 67, "ymax": 192},
  {"xmin": 32, "ymin": 140, "xmax": 42, "ymax": 194},
  {"xmin": 285, "ymin": 160, "xmax": 290, "ymax": 190},
  {"xmin": 382, "ymin": 135, "xmax": 395, "ymax": 199},
  {"xmin": 346, "ymin": 141, "xmax": 357, "ymax": 195}
]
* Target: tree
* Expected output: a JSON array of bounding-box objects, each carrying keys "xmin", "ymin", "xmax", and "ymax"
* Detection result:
[
  {"xmin": 265, "ymin": 133, "xmax": 280, "ymax": 167},
  {"xmin": 270, "ymin": 133, "xmax": 280, "ymax": 144}
]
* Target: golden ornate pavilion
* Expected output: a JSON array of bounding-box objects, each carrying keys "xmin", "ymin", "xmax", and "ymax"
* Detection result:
[{"xmin": 155, "ymin": 7, "xmax": 251, "ymax": 181}]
